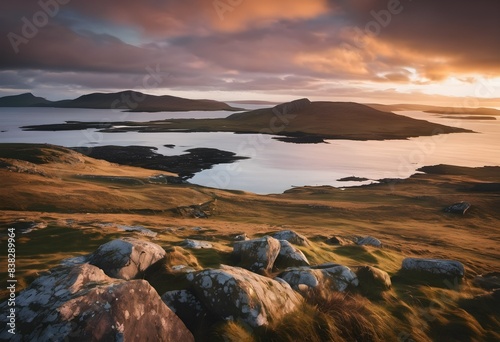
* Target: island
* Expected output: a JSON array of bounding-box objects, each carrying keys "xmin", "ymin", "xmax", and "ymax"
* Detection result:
[{"xmin": 21, "ymin": 98, "xmax": 473, "ymax": 142}]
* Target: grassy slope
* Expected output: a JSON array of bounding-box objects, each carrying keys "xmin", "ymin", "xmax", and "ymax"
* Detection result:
[{"xmin": 0, "ymin": 144, "xmax": 499, "ymax": 340}]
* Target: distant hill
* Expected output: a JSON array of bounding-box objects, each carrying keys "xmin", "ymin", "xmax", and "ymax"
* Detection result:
[
  {"xmin": 0, "ymin": 91, "xmax": 243, "ymax": 112},
  {"xmin": 367, "ymin": 103, "xmax": 500, "ymax": 116},
  {"xmin": 0, "ymin": 93, "xmax": 52, "ymax": 107},
  {"xmin": 220, "ymin": 99, "xmax": 471, "ymax": 140}
]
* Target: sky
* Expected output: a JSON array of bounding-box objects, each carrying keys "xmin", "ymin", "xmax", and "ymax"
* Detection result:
[{"xmin": 1, "ymin": 0, "xmax": 500, "ymax": 106}]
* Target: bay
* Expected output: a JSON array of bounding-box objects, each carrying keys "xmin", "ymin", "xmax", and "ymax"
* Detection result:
[{"xmin": 0, "ymin": 107, "xmax": 498, "ymax": 194}]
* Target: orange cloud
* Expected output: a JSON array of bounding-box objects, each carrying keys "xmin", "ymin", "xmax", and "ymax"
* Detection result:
[{"xmin": 209, "ymin": 0, "xmax": 329, "ymax": 32}]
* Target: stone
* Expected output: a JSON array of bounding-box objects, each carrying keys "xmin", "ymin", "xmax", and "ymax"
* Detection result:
[
  {"xmin": 272, "ymin": 230, "xmax": 311, "ymax": 246},
  {"xmin": 181, "ymin": 239, "xmax": 213, "ymax": 249},
  {"xmin": 444, "ymin": 201, "xmax": 471, "ymax": 214},
  {"xmin": 88, "ymin": 238, "xmax": 166, "ymax": 280},
  {"xmin": 274, "ymin": 240, "xmax": 310, "ymax": 269},
  {"xmin": 234, "ymin": 233, "xmax": 249, "ymax": 241},
  {"xmin": 175, "ymin": 199, "xmax": 217, "ymax": 218},
  {"xmin": 186, "ymin": 265, "xmax": 303, "ymax": 328},
  {"xmin": 0, "ymin": 264, "xmax": 193, "ymax": 341},
  {"xmin": 279, "ymin": 264, "xmax": 358, "ymax": 293},
  {"xmin": 233, "ymin": 236, "xmax": 281, "ymax": 274},
  {"xmin": 326, "ymin": 236, "xmax": 352, "ymax": 246},
  {"xmin": 401, "ymin": 258, "xmax": 465, "ymax": 278},
  {"xmin": 354, "ymin": 266, "xmax": 392, "ymax": 294},
  {"xmin": 161, "ymin": 290, "xmax": 210, "ymax": 332},
  {"xmin": 356, "ymin": 236, "xmax": 382, "ymax": 247}
]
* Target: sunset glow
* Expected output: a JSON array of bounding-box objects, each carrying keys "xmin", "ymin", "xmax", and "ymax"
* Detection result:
[{"xmin": 1, "ymin": 0, "xmax": 499, "ymax": 105}]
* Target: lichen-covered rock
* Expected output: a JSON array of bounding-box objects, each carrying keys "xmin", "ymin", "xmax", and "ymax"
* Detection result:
[
  {"xmin": 279, "ymin": 264, "xmax": 358, "ymax": 293},
  {"xmin": 186, "ymin": 265, "xmax": 303, "ymax": 328},
  {"xmin": 233, "ymin": 236, "xmax": 281, "ymax": 273},
  {"xmin": 272, "ymin": 230, "xmax": 311, "ymax": 246},
  {"xmin": 401, "ymin": 258, "xmax": 465, "ymax": 278},
  {"xmin": 354, "ymin": 266, "xmax": 392, "ymax": 294},
  {"xmin": 274, "ymin": 240, "xmax": 310, "ymax": 269},
  {"xmin": 161, "ymin": 290, "xmax": 210, "ymax": 332},
  {"xmin": 88, "ymin": 238, "xmax": 166, "ymax": 280},
  {"xmin": 0, "ymin": 264, "xmax": 193, "ymax": 342},
  {"xmin": 181, "ymin": 239, "xmax": 213, "ymax": 249},
  {"xmin": 356, "ymin": 236, "xmax": 382, "ymax": 247}
]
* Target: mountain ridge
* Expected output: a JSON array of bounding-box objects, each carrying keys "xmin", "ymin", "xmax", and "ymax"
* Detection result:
[{"xmin": 0, "ymin": 91, "xmax": 243, "ymax": 112}]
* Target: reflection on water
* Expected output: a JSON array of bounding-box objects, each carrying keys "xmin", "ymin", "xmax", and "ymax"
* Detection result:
[{"xmin": 0, "ymin": 108, "xmax": 498, "ymax": 194}]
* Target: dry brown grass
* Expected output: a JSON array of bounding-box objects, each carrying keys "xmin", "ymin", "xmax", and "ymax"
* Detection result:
[{"xmin": 1, "ymin": 144, "xmax": 499, "ymax": 340}]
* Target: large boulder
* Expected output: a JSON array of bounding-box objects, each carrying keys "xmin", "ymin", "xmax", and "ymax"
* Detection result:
[
  {"xmin": 186, "ymin": 265, "xmax": 303, "ymax": 328},
  {"xmin": 272, "ymin": 230, "xmax": 311, "ymax": 246},
  {"xmin": 401, "ymin": 258, "xmax": 465, "ymax": 278},
  {"xmin": 161, "ymin": 290, "xmax": 211, "ymax": 333},
  {"xmin": 279, "ymin": 264, "xmax": 358, "ymax": 293},
  {"xmin": 0, "ymin": 264, "xmax": 193, "ymax": 341},
  {"xmin": 354, "ymin": 266, "xmax": 392, "ymax": 295},
  {"xmin": 88, "ymin": 238, "xmax": 166, "ymax": 280},
  {"xmin": 233, "ymin": 236, "xmax": 281, "ymax": 273},
  {"xmin": 274, "ymin": 240, "xmax": 310, "ymax": 269}
]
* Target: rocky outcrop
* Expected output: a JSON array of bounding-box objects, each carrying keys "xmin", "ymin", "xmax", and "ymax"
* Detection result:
[
  {"xmin": 401, "ymin": 258, "xmax": 465, "ymax": 278},
  {"xmin": 233, "ymin": 236, "xmax": 281, "ymax": 274},
  {"xmin": 162, "ymin": 290, "xmax": 210, "ymax": 332},
  {"xmin": 0, "ymin": 264, "xmax": 193, "ymax": 341},
  {"xmin": 88, "ymin": 238, "xmax": 166, "ymax": 280},
  {"xmin": 444, "ymin": 201, "xmax": 471, "ymax": 214},
  {"xmin": 186, "ymin": 265, "xmax": 303, "ymax": 328},
  {"xmin": 274, "ymin": 240, "xmax": 310, "ymax": 269},
  {"xmin": 175, "ymin": 199, "xmax": 217, "ymax": 218},
  {"xmin": 181, "ymin": 239, "xmax": 213, "ymax": 249},
  {"xmin": 326, "ymin": 236, "xmax": 352, "ymax": 246},
  {"xmin": 278, "ymin": 264, "xmax": 358, "ymax": 293},
  {"xmin": 272, "ymin": 230, "xmax": 311, "ymax": 246},
  {"xmin": 354, "ymin": 266, "xmax": 392, "ymax": 295},
  {"xmin": 356, "ymin": 236, "xmax": 382, "ymax": 247}
]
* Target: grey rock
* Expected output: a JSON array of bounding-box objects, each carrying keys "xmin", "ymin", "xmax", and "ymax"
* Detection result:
[
  {"xmin": 356, "ymin": 236, "xmax": 382, "ymax": 247},
  {"xmin": 444, "ymin": 201, "xmax": 471, "ymax": 214},
  {"xmin": 354, "ymin": 266, "xmax": 392, "ymax": 294},
  {"xmin": 186, "ymin": 265, "xmax": 303, "ymax": 328},
  {"xmin": 272, "ymin": 230, "xmax": 311, "ymax": 246},
  {"xmin": 0, "ymin": 264, "xmax": 193, "ymax": 341},
  {"xmin": 88, "ymin": 238, "xmax": 166, "ymax": 280},
  {"xmin": 233, "ymin": 236, "xmax": 281, "ymax": 273},
  {"xmin": 181, "ymin": 239, "xmax": 213, "ymax": 249},
  {"xmin": 279, "ymin": 264, "xmax": 358, "ymax": 293},
  {"xmin": 274, "ymin": 240, "xmax": 310, "ymax": 269},
  {"xmin": 401, "ymin": 258, "xmax": 465, "ymax": 278},
  {"xmin": 161, "ymin": 290, "xmax": 210, "ymax": 331}
]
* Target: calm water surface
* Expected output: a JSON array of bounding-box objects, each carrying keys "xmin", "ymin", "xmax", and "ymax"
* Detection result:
[{"xmin": 0, "ymin": 107, "xmax": 498, "ymax": 194}]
